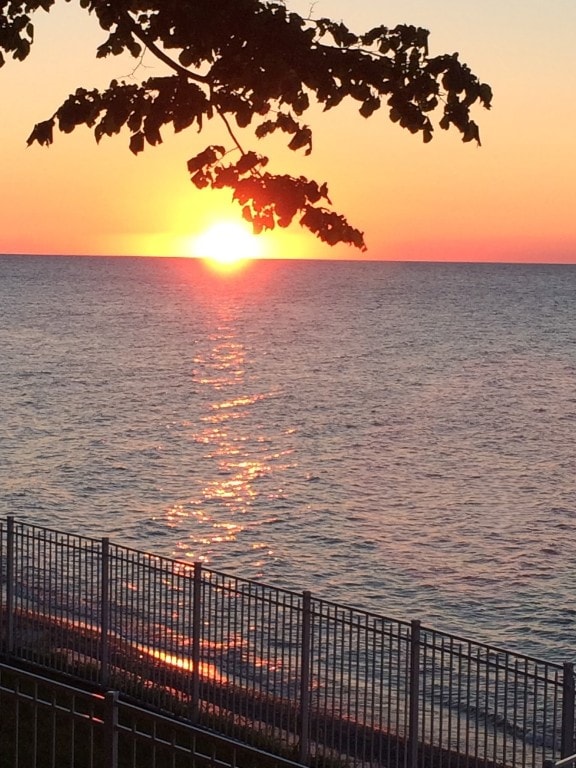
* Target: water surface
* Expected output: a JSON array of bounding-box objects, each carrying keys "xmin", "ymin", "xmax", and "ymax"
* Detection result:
[{"xmin": 1, "ymin": 255, "xmax": 575, "ymax": 661}]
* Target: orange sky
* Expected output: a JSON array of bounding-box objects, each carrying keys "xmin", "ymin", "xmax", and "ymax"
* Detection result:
[{"xmin": 1, "ymin": 1, "xmax": 575, "ymax": 262}]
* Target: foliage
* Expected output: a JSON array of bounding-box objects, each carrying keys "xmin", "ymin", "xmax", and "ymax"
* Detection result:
[{"xmin": 0, "ymin": 0, "xmax": 492, "ymax": 249}]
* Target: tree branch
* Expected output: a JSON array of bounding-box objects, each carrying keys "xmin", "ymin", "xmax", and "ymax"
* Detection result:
[
  {"xmin": 119, "ymin": 10, "xmax": 210, "ymax": 85},
  {"xmin": 217, "ymin": 108, "xmax": 247, "ymax": 155}
]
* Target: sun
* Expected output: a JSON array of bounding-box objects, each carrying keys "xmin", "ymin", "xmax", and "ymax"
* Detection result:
[{"xmin": 190, "ymin": 221, "xmax": 264, "ymax": 269}]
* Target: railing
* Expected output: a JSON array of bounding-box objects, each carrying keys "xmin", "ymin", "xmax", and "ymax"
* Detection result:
[
  {"xmin": 0, "ymin": 660, "xmax": 306, "ymax": 768},
  {"xmin": 1, "ymin": 517, "xmax": 574, "ymax": 768}
]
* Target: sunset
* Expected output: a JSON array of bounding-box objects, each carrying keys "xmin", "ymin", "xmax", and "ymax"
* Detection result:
[
  {"xmin": 1, "ymin": 3, "xmax": 576, "ymax": 767},
  {"xmin": 1, "ymin": 1, "xmax": 575, "ymax": 262},
  {"xmin": 190, "ymin": 220, "xmax": 265, "ymax": 270}
]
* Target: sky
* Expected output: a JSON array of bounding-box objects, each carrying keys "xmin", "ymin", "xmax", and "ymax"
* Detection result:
[{"xmin": 1, "ymin": 1, "xmax": 575, "ymax": 262}]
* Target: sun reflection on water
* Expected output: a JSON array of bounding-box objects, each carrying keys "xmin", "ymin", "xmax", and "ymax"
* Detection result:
[
  {"xmin": 137, "ymin": 645, "xmax": 228, "ymax": 684},
  {"xmin": 165, "ymin": 298, "xmax": 291, "ymax": 570}
]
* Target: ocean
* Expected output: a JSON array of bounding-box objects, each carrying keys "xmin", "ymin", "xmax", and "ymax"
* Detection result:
[{"xmin": 1, "ymin": 254, "xmax": 575, "ymax": 662}]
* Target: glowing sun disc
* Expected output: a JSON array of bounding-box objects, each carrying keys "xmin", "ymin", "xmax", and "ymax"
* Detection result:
[{"xmin": 191, "ymin": 221, "xmax": 263, "ymax": 265}]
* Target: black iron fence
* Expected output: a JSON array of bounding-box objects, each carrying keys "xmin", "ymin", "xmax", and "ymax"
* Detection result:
[
  {"xmin": 0, "ymin": 517, "xmax": 573, "ymax": 767},
  {"xmin": 0, "ymin": 660, "xmax": 306, "ymax": 768}
]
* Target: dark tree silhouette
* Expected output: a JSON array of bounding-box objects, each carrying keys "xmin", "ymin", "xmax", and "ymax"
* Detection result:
[{"xmin": 0, "ymin": 0, "xmax": 492, "ymax": 249}]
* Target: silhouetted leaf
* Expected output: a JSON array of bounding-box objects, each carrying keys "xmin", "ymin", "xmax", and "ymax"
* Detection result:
[
  {"xmin": 463, "ymin": 122, "xmax": 480, "ymax": 144},
  {"xmin": 129, "ymin": 131, "xmax": 144, "ymax": 154},
  {"xmin": 26, "ymin": 119, "xmax": 54, "ymax": 146},
  {"xmin": 235, "ymin": 151, "xmax": 266, "ymax": 174},
  {"xmin": 144, "ymin": 120, "xmax": 162, "ymax": 146},
  {"xmin": 359, "ymin": 96, "xmax": 380, "ymax": 118},
  {"xmin": 179, "ymin": 48, "xmax": 195, "ymax": 68},
  {"xmin": 190, "ymin": 170, "xmax": 210, "ymax": 189},
  {"xmin": 288, "ymin": 127, "xmax": 312, "ymax": 154},
  {"xmin": 187, "ymin": 145, "xmax": 225, "ymax": 174}
]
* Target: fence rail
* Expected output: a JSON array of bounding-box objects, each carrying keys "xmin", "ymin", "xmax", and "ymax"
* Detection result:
[
  {"xmin": 1, "ymin": 517, "xmax": 573, "ymax": 768},
  {"xmin": 0, "ymin": 661, "xmax": 306, "ymax": 768}
]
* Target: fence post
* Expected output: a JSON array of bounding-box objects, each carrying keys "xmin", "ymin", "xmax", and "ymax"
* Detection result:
[
  {"xmin": 5, "ymin": 516, "xmax": 15, "ymax": 655},
  {"xmin": 104, "ymin": 690, "xmax": 119, "ymax": 768},
  {"xmin": 408, "ymin": 620, "xmax": 421, "ymax": 768},
  {"xmin": 101, "ymin": 538, "xmax": 110, "ymax": 687},
  {"xmin": 299, "ymin": 590, "xmax": 312, "ymax": 765},
  {"xmin": 561, "ymin": 662, "xmax": 575, "ymax": 758},
  {"xmin": 190, "ymin": 562, "xmax": 202, "ymax": 724}
]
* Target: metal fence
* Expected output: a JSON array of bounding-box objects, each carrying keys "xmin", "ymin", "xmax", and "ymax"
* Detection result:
[
  {"xmin": 1, "ymin": 517, "xmax": 574, "ymax": 768},
  {"xmin": 0, "ymin": 660, "xmax": 306, "ymax": 768}
]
